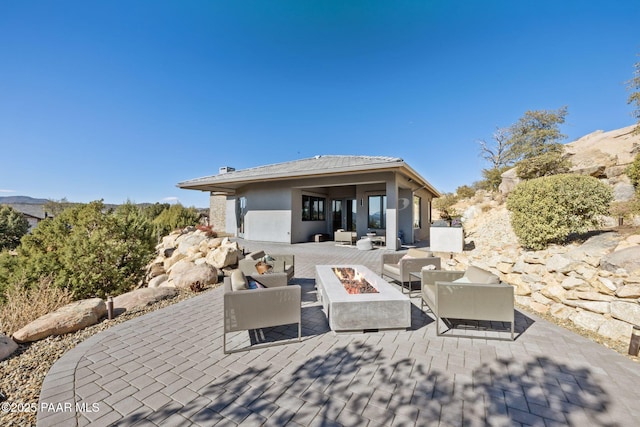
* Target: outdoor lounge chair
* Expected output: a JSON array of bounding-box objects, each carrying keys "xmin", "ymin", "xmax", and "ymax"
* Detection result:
[
  {"xmin": 223, "ymin": 271, "xmax": 301, "ymax": 353},
  {"xmin": 334, "ymin": 230, "xmax": 357, "ymax": 245},
  {"xmin": 381, "ymin": 249, "xmax": 441, "ymax": 294},
  {"xmin": 238, "ymin": 251, "xmax": 295, "ymax": 282},
  {"xmin": 421, "ymin": 265, "xmax": 515, "ymax": 340}
]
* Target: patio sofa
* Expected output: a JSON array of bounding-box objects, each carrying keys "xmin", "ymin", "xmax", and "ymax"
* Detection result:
[
  {"xmin": 223, "ymin": 270, "xmax": 301, "ymax": 353},
  {"xmin": 334, "ymin": 230, "xmax": 357, "ymax": 245},
  {"xmin": 421, "ymin": 265, "xmax": 515, "ymax": 340},
  {"xmin": 238, "ymin": 250, "xmax": 295, "ymax": 282},
  {"xmin": 381, "ymin": 248, "xmax": 441, "ymax": 294}
]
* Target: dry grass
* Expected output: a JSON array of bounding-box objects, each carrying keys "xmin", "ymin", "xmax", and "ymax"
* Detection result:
[{"xmin": 0, "ymin": 278, "xmax": 74, "ymax": 336}]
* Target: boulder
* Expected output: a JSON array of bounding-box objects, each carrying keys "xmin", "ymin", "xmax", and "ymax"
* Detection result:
[
  {"xmin": 540, "ymin": 284, "xmax": 567, "ymax": 303},
  {"xmin": 546, "ymin": 254, "xmax": 581, "ymax": 274},
  {"xmin": 528, "ymin": 301, "xmax": 549, "ymax": 314},
  {"xmin": 574, "ymin": 291, "xmax": 614, "ymax": 302},
  {"xmin": 593, "ymin": 277, "xmax": 618, "ymax": 295},
  {"xmin": 598, "ymin": 318, "xmax": 634, "ymax": 343},
  {"xmin": 616, "ymin": 284, "xmax": 640, "ymax": 299},
  {"xmin": 567, "ymin": 232, "xmax": 621, "ymax": 264},
  {"xmin": 600, "ymin": 246, "xmax": 640, "ymax": 275},
  {"xmin": 172, "ymin": 263, "xmax": 218, "ymax": 289},
  {"xmin": 148, "ymin": 274, "xmax": 169, "ymax": 288},
  {"xmin": 168, "ymin": 259, "xmax": 195, "ymax": 277},
  {"xmin": 613, "ymin": 182, "xmax": 636, "ymax": 202},
  {"xmin": 610, "ymin": 301, "xmax": 640, "ymax": 326},
  {"xmin": 113, "ymin": 287, "xmax": 178, "ymax": 313},
  {"xmin": 498, "ymin": 167, "xmax": 520, "ymax": 195},
  {"xmin": 206, "ymin": 245, "xmax": 240, "ymax": 269},
  {"xmin": 563, "ymin": 300, "xmax": 610, "ymax": 315},
  {"xmin": 549, "ymin": 303, "xmax": 573, "ymax": 320},
  {"xmin": 560, "ymin": 276, "xmax": 588, "ymax": 290},
  {"xmin": 570, "ymin": 310, "xmax": 606, "ymax": 332},
  {"xmin": 164, "ymin": 251, "xmax": 187, "ymax": 271},
  {"xmin": 12, "ymin": 298, "xmax": 106, "ymax": 343},
  {"xmin": 177, "ymin": 234, "xmax": 206, "ymax": 255},
  {"xmin": 148, "ymin": 263, "xmax": 166, "ymax": 279},
  {"xmin": 1, "ymin": 334, "xmax": 18, "ymax": 360}
]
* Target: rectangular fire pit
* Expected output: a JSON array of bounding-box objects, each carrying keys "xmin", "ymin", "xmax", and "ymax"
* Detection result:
[{"xmin": 315, "ymin": 265, "xmax": 411, "ymax": 332}]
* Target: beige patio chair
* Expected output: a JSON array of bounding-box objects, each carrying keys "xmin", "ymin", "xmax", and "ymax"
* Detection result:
[
  {"xmin": 421, "ymin": 265, "xmax": 515, "ymax": 340},
  {"xmin": 381, "ymin": 249, "xmax": 441, "ymax": 294}
]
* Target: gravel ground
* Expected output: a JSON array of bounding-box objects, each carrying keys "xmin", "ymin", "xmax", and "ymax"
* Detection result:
[{"xmin": 0, "ymin": 286, "xmax": 217, "ymax": 427}]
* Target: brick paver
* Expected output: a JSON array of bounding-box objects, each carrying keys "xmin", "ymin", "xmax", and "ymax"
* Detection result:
[{"xmin": 36, "ymin": 240, "xmax": 640, "ymax": 426}]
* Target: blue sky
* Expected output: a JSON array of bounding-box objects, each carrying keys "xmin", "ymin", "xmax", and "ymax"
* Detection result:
[{"xmin": 1, "ymin": 1, "xmax": 638, "ymax": 208}]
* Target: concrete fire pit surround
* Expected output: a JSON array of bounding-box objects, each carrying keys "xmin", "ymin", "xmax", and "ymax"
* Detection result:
[{"xmin": 315, "ymin": 264, "xmax": 411, "ymax": 332}]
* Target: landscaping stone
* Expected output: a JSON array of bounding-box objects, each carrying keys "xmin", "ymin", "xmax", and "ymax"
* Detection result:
[
  {"xmin": 570, "ymin": 310, "xmax": 606, "ymax": 332},
  {"xmin": 113, "ymin": 287, "xmax": 178, "ymax": 313},
  {"xmin": 206, "ymin": 245, "xmax": 239, "ymax": 269},
  {"xmin": 601, "ymin": 246, "xmax": 640, "ymax": 275},
  {"xmin": 610, "ymin": 301, "xmax": 640, "ymax": 326},
  {"xmin": 540, "ymin": 283, "xmax": 566, "ymax": 303},
  {"xmin": 171, "ymin": 263, "xmax": 218, "ymax": 289},
  {"xmin": 598, "ymin": 318, "xmax": 634, "ymax": 342},
  {"xmin": 12, "ymin": 298, "xmax": 106, "ymax": 343},
  {"xmin": 616, "ymin": 284, "xmax": 640, "ymax": 299},
  {"xmin": 148, "ymin": 274, "xmax": 169, "ymax": 288},
  {"xmin": 0, "ymin": 333, "xmax": 18, "ymax": 360},
  {"xmin": 564, "ymin": 300, "xmax": 610, "ymax": 315}
]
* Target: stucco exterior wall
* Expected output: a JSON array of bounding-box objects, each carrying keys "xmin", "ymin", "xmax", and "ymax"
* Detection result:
[{"xmin": 238, "ymin": 184, "xmax": 293, "ymax": 243}]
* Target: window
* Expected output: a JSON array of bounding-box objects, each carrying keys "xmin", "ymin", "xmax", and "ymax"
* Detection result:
[
  {"xmin": 368, "ymin": 195, "xmax": 386, "ymax": 229},
  {"xmin": 413, "ymin": 195, "xmax": 422, "ymax": 228},
  {"xmin": 302, "ymin": 195, "xmax": 326, "ymax": 221}
]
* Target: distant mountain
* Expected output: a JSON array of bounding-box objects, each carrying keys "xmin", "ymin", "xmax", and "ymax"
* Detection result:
[{"xmin": 0, "ymin": 195, "xmax": 50, "ymax": 205}]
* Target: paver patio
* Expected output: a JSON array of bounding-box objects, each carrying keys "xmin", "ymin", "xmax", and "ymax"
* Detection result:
[{"xmin": 37, "ymin": 240, "xmax": 640, "ymax": 426}]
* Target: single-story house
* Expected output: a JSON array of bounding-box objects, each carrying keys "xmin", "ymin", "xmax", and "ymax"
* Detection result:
[{"xmin": 177, "ymin": 155, "xmax": 440, "ymax": 250}]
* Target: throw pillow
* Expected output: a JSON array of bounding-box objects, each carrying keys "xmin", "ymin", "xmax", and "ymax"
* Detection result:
[
  {"xmin": 247, "ymin": 279, "xmax": 266, "ymax": 290},
  {"xmin": 255, "ymin": 261, "xmax": 273, "ymax": 275},
  {"xmin": 230, "ymin": 270, "xmax": 248, "ymax": 291}
]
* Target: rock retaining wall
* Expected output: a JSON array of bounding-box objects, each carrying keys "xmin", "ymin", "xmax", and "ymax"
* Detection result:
[{"xmin": 453, "ymin": 205, "xmax": 640, "ymax": 344}]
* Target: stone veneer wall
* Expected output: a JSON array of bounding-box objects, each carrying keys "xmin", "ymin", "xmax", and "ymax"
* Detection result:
[{"xmin": 209, "ymin": 194, "xmax": 227, "ymax": 233}]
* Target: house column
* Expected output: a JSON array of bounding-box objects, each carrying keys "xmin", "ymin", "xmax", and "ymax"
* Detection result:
[{"xmin": 386, "ymin": 177, "xmax": 399, "ymax": 250}]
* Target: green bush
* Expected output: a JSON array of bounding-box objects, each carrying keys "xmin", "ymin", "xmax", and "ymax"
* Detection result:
[
  {"xmin": 432, "ymin": 193, "xmax": 459, "ymax": 221},
  {"xmin": 515, "ymin": 150, "xmax": 571, "ymax": 180},
  {"xmin": 480, "ymin": 166, "xmax": 511, "ymax": 192},
  {"xmin": 456, "ymin": 185, "xmax": 476, "ymax": 199},
  {"xmin": 506, "ymin": 174, "xmax": 613, "ymax": 250},
  {"xmin": 13, "ymin": 201, "xmax": 156, "ymax": 299},
  {"xmin": 626, "ymin": 152, "xmax": 640, "ymax": 188},
  {"xmin": 0, "ymin": 205, "xmax": 29, "ymax": 250},
  {"xmin": 151, "ymin": 204, "xmax": 201, "ymax": 238}
]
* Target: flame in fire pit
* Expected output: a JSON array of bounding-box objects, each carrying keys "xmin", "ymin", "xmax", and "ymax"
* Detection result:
[{"xmin": 332, "ymin": 267, "xmax": 379, "ymax": 294}]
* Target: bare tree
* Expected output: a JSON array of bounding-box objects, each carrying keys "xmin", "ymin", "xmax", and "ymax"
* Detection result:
[{"xmin": 477, "ymin": 126, "xmax": 512, "ymax": 169}]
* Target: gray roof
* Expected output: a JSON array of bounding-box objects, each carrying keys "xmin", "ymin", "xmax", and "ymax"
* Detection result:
[
  {"xmin": 178, "ymin": 155, "xmax": 439, "ymax": 196},
  {"xmin": 1, "ymin": 203, "xmax": 48, "ymax": 220}
]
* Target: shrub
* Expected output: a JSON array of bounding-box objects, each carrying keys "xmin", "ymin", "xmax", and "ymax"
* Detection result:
[
  {"xmin": 152, "ymin": 204, "xmax": 201, "ymax": 238},
  {"xmin": 626, "ymin": 152, "xmax": 640, "ymax": 188},
  {"xmin": 506, "ymin": 174, "xmax": 613, "ymax": 250},
  {"xmin": 432, "ymin": 193, "xmax": 459, "ymax": 221},
  {"xmin": 0, "ymin": 277, "xmax": 74, "ymax": 335},
  {"xmin": 196, "ymin": 224, "xmax": 218, "ymax": 238},
  {"xmin": 456, "ymin": 185, "xmax": 476, "ymax": 199},
  {"xmin": 0, "ymin": 205, "xmax": 29, "ymax": 251},
  {"xmin": 480, "ymin": 166, "xmax": 511, "ymax": 192},
  {"xmin": 515, "ymin": 150, "xmax": 571, "ymax": 180},
  {"xmin": 16, "ymin": 201, "xmax": 155, "ymax": 299}
]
